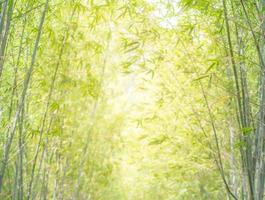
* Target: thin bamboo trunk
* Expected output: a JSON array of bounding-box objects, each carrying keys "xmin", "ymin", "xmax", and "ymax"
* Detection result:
[
  {"xmin": 0, "ymin": 0, "xmax": 14, "ymax": 78},
  {"xmin": 27, "ymin": 6, "xmax": 75, "ymax": 198}
]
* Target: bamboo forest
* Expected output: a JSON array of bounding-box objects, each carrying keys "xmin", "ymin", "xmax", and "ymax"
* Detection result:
[{"xmin": 2, "ymin": 0, "xmax": 265, "ymax": 199}]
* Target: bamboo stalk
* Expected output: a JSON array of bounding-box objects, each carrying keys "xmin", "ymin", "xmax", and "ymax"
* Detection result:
[{"xmin": 0, "ymin": 0, "xmax": 14, "ymax": 78}]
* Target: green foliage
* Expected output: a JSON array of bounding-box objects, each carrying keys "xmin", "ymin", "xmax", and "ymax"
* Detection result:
[{"xmin": 0, "ymin": 0, "xmax": 262, "ymax": 199}]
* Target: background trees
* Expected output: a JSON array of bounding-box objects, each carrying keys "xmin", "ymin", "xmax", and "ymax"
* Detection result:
[{"xmin": 0, "ymin": 0, "xmax": 264, "ymax": 199}]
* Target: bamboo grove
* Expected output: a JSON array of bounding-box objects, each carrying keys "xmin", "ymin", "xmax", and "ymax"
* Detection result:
[{"xmin": 0, "ymin": 0, "xmax": 265, "ymax": 199}]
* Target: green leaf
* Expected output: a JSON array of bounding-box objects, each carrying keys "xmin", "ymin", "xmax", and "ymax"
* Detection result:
[
  {"xmin": 204, "ymin": 62, "xmax": 216, "ymax": 74},
  {"xmin": 241, "ymin": 127, "xmax": 253, "ymax": 135},
  {"xmin": 193, "ymin": 74, "xmax": 209, "ymax": 82},
  {"xmin": 148, "ymin": 135, "xmax": 168, "ymax": 145}
]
